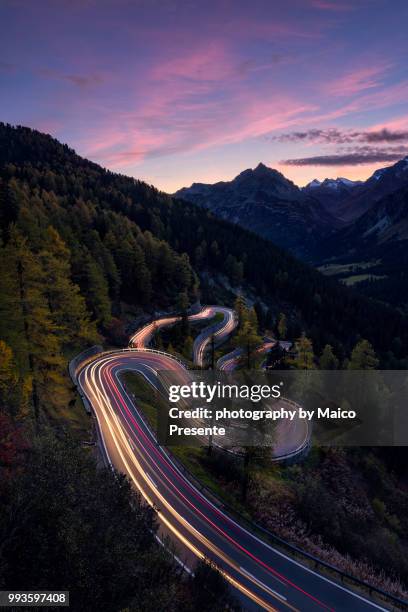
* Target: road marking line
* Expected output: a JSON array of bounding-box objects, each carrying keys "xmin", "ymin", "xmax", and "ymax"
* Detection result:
[
  {"xmin": 155, "ymin": 534, "xmax": 193, "ymax": 575},
  {"xmin": 77, "ymin": 308, "xmax": 389, "ymax": 612},
  {"xmin": 240, "ymin": 567, "xmax": 287, "ymax": 601}
]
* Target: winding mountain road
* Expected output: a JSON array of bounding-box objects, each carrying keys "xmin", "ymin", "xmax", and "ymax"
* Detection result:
[
  {"xmin": 130, "ymin": 305, "xmax": 236, "ymax": 367},
  {"xmin": 75, "ymin": 307, "xmax": 389, "ymax": 612}
]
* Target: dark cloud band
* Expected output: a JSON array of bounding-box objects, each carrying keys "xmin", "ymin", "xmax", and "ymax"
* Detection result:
[
  {"xmin": 272, "ymin": 128, "xmax": 408, "ymax": 144},
  {"xmin": 282, "ymin": 147, "xmax": 408, "ymax": 166}
]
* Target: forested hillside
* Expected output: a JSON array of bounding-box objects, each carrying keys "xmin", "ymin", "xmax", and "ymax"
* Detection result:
[
  {"xmin": 1, "ymin": 123, "xmax": 408, "ymax": 609},
  {"xmin": 0, "ymin": 123, "xmax": 243, "ymax": 610},
  {"xmin": 1, "ymin": 122, "xmax": 408, "ymax": 421}
]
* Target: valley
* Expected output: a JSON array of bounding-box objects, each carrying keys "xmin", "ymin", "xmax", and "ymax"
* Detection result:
[
  {"xmin": 2, "ymin": 2, "xmax": 408, "ymax": 610},
  {"xmin": 1, "ymin": 123, "xmax": 408, "ymax": 610},
  {"xmin": 177, "ymin": 157, "xmax": 408, "ymax": 310}
]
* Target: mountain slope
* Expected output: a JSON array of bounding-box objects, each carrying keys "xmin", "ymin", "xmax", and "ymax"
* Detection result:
[
  {"xmin": 1, "ymin": 123, "xmax": 408, "ymax": 366},
  {"xmin": 327, "ymin": 184, "xmax": 408, "ymax": 249},
  {"xmin": 303, "ymin": 177, "xmax": 362, "ymax": 218},
  {"xmin": 333, "ymin": 157, "xmax": 408, "ymax": 222},
  {"xmin": 175, "ymin": 163, "xmax": 341, "ymax": 258},
  {"xmin": 176, "ymin": 157, "xmax": 408, "ymax": 311},
  {"xmin": 313, "ymin": 158, "xmax": 408, "ymax": 310},
  {"xmin": 317, "ymin": 185, "xmax": 408, "ymax": 309}
]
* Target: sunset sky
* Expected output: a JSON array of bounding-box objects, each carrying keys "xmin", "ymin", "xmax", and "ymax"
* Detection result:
[{"xmin": 1, "ymin": 0, "xmax": 408, "ymax": 192}]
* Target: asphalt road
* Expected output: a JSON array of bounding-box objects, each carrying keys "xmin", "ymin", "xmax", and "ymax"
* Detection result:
[
  {"xmin": 76, "ymin": 308, "xmax": 390, "ymax": 612},
  {"xmin": 129, "ymin": 305, "xmax": 235, "ymax": 366}
]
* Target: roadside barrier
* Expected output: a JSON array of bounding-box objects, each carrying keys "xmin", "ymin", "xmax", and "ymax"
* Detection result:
[{"xmin": 69, "ymin": 316, "xmax": 407, "ymax": 610}]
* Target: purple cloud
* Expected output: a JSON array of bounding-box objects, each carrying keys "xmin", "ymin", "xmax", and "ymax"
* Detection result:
[
  {"xmin": 272, "ymin": 128, "xmax": 408, "ymax": 144},
  {"xmin": 63, "ymin": 74, "xmax": 103, "ymax": 88},
  {"xmin": 38, "ymin": 68, "xmax": 103, "ymax": 88},
  {"xmin": 282, "ymin": 146, "xmax": 408, "ymax": 166}
]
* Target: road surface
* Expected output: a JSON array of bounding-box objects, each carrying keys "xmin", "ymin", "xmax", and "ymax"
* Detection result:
[
  {"xmin": 216, "ymin": 343, "xmax": 309, "ymax": 461},
  {"xmin": 75, "ymin": 309, "xmax": 390, "ymax": 612},
  {"xmin": 130, "ymin": 305, "xmax": 236, "ymax": 368}
]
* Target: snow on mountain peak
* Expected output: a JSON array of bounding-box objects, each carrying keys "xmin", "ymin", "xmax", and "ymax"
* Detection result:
[
  {"xmin": 323, "ymin": 177, "xmax": 360, "ymax": 189},
  {"xmin": 338, "ymin": 177, "xmax": 360, "ymax": 187},
  {"xmin": 307, "ymin": 179, "xmax": 322, "ymax": 188}
]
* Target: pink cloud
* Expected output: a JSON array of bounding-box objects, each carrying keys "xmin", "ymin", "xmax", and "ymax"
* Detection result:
[
  {"xmin": 324, "ymin": 63, "xmax": 391, "ymax": 97},
  {"xmin": 151, "ymin": 43, "xmax": 235, "ymax": 85},
  {"xmin": 357, "ymin": 79, "xmax": 408, "ymax": 109},
  {"xmin": 73, "ymin": 50, "xmax": 408, "ymax": 175},
  {"xmin": 79, "ymin": 39, "xmax": 319, "ymax": 167},
  {"xmin": 29, "ymin": 118, "xmax": 65, "ymax": 135},
  {"xmin": 84, "ymin": 90, "xmax": 317, "ymax": 169},
  {"xmin": 303, "ymin": 78, "xmax": 408, "ymax": 127},
  {"xmin": 368, "ymin": 115, "xmax": 408, "ymax": 132},
  {"xmin": 114, "ymin": 48, "xmax": 404, "ymax": 168},
  {"xmin": 58, "ymin": 15, "xmax": 403, "ymax": 179}
]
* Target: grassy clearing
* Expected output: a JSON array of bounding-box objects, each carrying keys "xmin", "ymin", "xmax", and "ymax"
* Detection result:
[
  {"xmin": 121, "ymin": 371, "xmax": 163, "ymax": 429},
  {"xmin": 170, "ymin": 446, "xmax": 251, "ymax": 514},
  {"xmin": 318, "ymin": 260, "xmax": 380, "ymax": 276},
  {"xmin": 209, "ymin": 312, "xmax": 225, "ymax": 325},
  {"xmin": 192, "ymin": 312, "xmax": 224, "ymax": 332},
  {"xmin": 342, "ymin": 274, "xmax": 387, "ymax": 286}
]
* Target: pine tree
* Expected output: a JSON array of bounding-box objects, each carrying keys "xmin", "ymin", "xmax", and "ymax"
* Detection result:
[
  {"xmin": 194, "ymin": 241, "xmax": 206, "ymax": 267},
  {"xmin": 183, "ymin": 336, "xmax": 193, "ymax": 360},
  {"xmin": 39, "ymin": 227, "xmax": 98, "ymax": 346},
  {"xmin": 155, "ymin": 331, "xmax": 164, "ymax": 350},
  {"xmin": 248, "ymin": 306, "xmax": 258, "ymax": 330},
  {"xmin": 252, "ymin": 302, "xmax": 265, "ymax": 329},
  {"xmin": 225, "ymin": 254, "xmax": 244, "ymax": 285},
  {"xmin": 234, "ymin": 295, "xmax": 247, "ymax": 329},
  {"xmin": 1, "ymin": 227, "xmax": 69, "ymax": 418},
  {"xmin": 277, "ymin": 313, "xmax": 287, "ymax": 340},
  {"xmin": 174, "ymin": 253, "xmax": 192, "ymax": 289},
  {"xmin": 348, "ymin": 339, "xmax": 379, "ymax": 370},
  {"xmin": 188, "ymin": 559, "xmax": 240, "ymax": 611},
  {"xmin": 209, "ymin": 240, "xmax": 220, "ymax": 265},
  {"xmin": 319, "ymin": 344, "xmax": 339, "ymax": 370},
  {"xmin": 0, "ymin": 340, "xmax": 18, "ymax": 410},
  {"xmin": 113, "ymin": 238, "xmax": 152, "ymax": 305},
  {"xmin": 179, "ymin": 309, "xmax": 190, "ymax": 339},
  {"xmin": 177, "ymin": 292, "xmax": 189, "ymax": 313},
  {"xmin": 76, "ymin": 252, "xmax": 112, "ymax": 327},
  {"xmin": 0, "ymin": 178, "xmax": 20, "ymax": 232},
  {"xmin": 292, "ymin": 333, "xmax": 315, "ymax": 369},
  {"xmin": 235, "ymin": 321, "xmax": 262, "ymax": 368}
]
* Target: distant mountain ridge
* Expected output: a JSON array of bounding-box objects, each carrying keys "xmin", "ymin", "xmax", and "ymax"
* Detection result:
[
  {"xmin": 305, "ymin": 177, "xmax": 362, "ymax": 190},
  {"xmin": 177, "ymin": 157, "xmax": 408, "ymax": 225},
  {"xmin": 326, "ymin": 156, "xmax": 408, "ymax": 222},
  {"xmin": 176, "ymin": 158, "xmax": 408, "ymax": 309},
  {"xmin": 175, "ymin": 163, "xmax": 341, "ymax": 259},
  {"xmin": 316, "ymin": 157, "xmax": 408, "ymax": 257},
  {"xmin": 303, "ymin": 176, "xmax": 362, "ymax": 218}
]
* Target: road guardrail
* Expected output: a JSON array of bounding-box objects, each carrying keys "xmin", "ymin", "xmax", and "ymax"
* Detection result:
[{"xmin": 70, "ymin": 313, "xmax": 406, "ymax": 610}]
